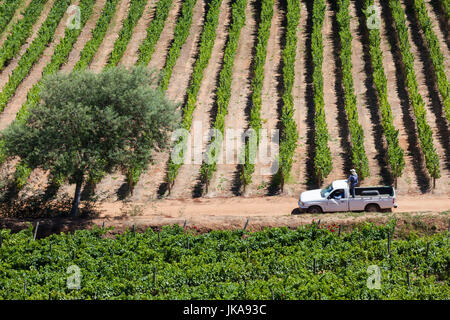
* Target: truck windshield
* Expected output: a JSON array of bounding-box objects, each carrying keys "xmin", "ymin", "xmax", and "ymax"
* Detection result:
[{"xmin": 320, "ymin": 184, "xmax": 333, "ymax": 198}]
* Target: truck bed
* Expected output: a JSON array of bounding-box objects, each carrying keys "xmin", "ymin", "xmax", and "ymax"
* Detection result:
[{"xmin": 354, "ymin": 186, "xmax": 394, "ymax": 197}]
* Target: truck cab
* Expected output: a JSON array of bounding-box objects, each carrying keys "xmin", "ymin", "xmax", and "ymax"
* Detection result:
[{"xmin": 297, "ymin": 180, "xmax": 397, "ymax": 213}]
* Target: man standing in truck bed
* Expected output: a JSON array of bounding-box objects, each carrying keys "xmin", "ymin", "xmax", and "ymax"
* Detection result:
[{"xmin": 348, "ymin": 169, "xmax": 358, "ymax": 198}]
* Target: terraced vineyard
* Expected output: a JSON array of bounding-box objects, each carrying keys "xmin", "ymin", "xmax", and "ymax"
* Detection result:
[{"xmin": 0, "ymin": 0, "xmax": 448, "ymax": 201}]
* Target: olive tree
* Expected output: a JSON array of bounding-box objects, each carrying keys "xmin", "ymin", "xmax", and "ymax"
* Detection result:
[{"xmin": 2, "ymin": 66, "xmax": 179, "ymax": 215}]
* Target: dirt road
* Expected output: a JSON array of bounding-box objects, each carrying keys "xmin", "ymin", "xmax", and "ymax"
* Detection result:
[
  {"xmin": 1, "ymin": 195, "xmax": 448, "ymax": 236},
  {"xmin": 100, "ymin": 194, "xmax": 449, "ymax": 217}
]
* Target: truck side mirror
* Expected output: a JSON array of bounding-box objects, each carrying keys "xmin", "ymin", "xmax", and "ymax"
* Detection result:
[{"xmin": 327, "ymin": 195, "xmax": 331, "ymax": 200}]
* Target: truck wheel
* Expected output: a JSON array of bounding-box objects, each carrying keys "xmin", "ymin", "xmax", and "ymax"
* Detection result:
[
  {"xmin": 365, "ymin": 204, "xmax": 380, "ymax": 212},
  {"xmin": 308, "ymin": 206, "xmax": 322, "ymax": 214}
]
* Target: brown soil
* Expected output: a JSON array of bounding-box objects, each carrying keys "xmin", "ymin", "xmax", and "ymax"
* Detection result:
[
  {"xmin": 60, "ymin": 0, "xmax": 108, "ymax": 73},
  {"xmin": 165, "ymin": 0, "xmax": 205, "ymax": 104},
  {"xmin": 0, "ymin": 0, "xmax": 76, "ymax": 132},
  {"xmin": 129, "ymin": 152, "xmax": 170, "ymax": 201},
  {"xmin": 147, "ymin": 0, "xmax": 182, "ymax": 71},
  {"xmin": 0, "ymin": 0, "xmax": 55, "ymax": 91},
  {"xmin": 321, "ymin": 1, "xmax": 347, "ymax": 184},
  {"xmin": 247, "ymin": 0, "xmax": 285, "ymax": 196},
  {"xmin": 89, "ymin": 0, "xmax": 131, "ymax": 72},
  {"xmin": 1, "ymin": 195, "xmax": 448, "ymax": 236},
  {"xmin": 208, "ymin": 0, "xmax": 258, "ymax": 197},
  {"xmin": 167, "ymin": 0, "xmax": 232, "ymax": 199},
  {"xmin": 119, "ymin": 0, "xmax": 157, "ymax": 68}
]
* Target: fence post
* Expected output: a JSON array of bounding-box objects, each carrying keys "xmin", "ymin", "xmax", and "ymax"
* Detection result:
[
  {"xmin": 425, "ymin": 242, "xmax": 430, "ymax": 259},
  {"xmin": 33, "ymin": 222, "xmax": 39, "ymax": 241},
  {"xmin": 387, "ymin": 232, "xmax": 391, "ymax": 257},
  {"xmin": 0, "ymin": 232, "xmax": 2, "ymax": 248},
  {"xmin": 406, "ymin": 271, "xmax": 410, "ymax": 287},
  {"xmin": 313, "ymin": 258, "xmax": 316, "ymax": 274},
  {"xmin": 183, "ymin": 220, "xmax": 187, "ymax": 230},
  {"xmin": 243, "ymin": 219, "xmax": 250, "ymax": 231},
  {"xmin": 157, "ymin": 230, "xmax": 160, "ymax": 242},
  {"xmin": 153, "ymin": 267, "xmax": 157, "ymax": 285}
]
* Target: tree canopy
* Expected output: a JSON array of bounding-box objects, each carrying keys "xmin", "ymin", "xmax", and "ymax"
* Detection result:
[{"xmin": 2, "ymin": 66, "xmax": 179, "ymax": 215}]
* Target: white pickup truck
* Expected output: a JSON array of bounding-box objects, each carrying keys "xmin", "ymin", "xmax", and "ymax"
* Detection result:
[{"xmin": 297, "ymin": 180, "xmax": 397, "ymax": 213}]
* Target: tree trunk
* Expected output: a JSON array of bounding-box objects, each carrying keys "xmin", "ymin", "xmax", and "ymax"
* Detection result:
[{"xmin": 70, "ymin": 176, "xmax": 84, "ymax": 216}]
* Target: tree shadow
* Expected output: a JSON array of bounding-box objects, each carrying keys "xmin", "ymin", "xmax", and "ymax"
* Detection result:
[
  {"xmin": 404, "ymin": 0, "xmax": 450, "ymax": 171},
  {"xmin": 354, "ymin": 0, "xmax": 393, "ymax": 186},
  {"xmin": 116, "ymin": 182, "xmax": 131, "ymax": 200},
  {"xmin": 379, "ymin": 0, "xmax": 431, "ymax": 192},
  {"xmin": 0, "ymin": 192, "xmax": 99, "ymax": 219}
]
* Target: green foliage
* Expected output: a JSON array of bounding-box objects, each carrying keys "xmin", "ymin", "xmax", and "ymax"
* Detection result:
[
  {"xmin": 389, "ymin": 0, "xmax": 440, "ymax": 182},
  {"xmin": 74, "ymin": 0, "xmax": 120, "ymax": 71},
  {"xmin": 411, "ymin": 0, "xmax": 449, "ymax": 122},
  {"xmin": 0, "ymin": 0, "xmax": 47, "ymax": 71},
  {"xmin": 311, "ymin": 0, "xmax": 332, "ymax": 186},
  {"xmin": 363, "ymin": 0, "xmax": 405, "ymax": 183},
  {"xmin": 166, "ymin": 0, "xmax": 223, "ymax": 189},
  {"xmin": 0, "ymin": 223, "xmax": 448, "ymax": 299},
  {"xmin": 158, "ymin": 0, "xmax": 198, "ymax": 91},
  {"xmin": 336, "ymin": 0, "xmax": 369, "ymax": 179},
  {"xmin": 1, "ymin": 67, "xmax": 179, "ymax": 212},
  {"xmin": 136, "ymin": 0, "xmax": 173, "ymax": 66},
  {"xmin": 106, "ymin": 0, "xmax": 147, "ymax": 67},
  {"xmin": 240, "ymin": 0, "xmax": 274, "ymax": 188},
  {"xmin": 199, "ymin": 0, "xmax": 248, "ymax": 192},
  {"xmin": 14, "ymin": 161, "xmax": 32, "ymax": 190},
  {"xmin": 0, "ymin": 0, "xmax": 72, "ymax": 113},
  {"xmin": 0, "ymin": 0, "xmax": 23, "ymax": 38}
]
